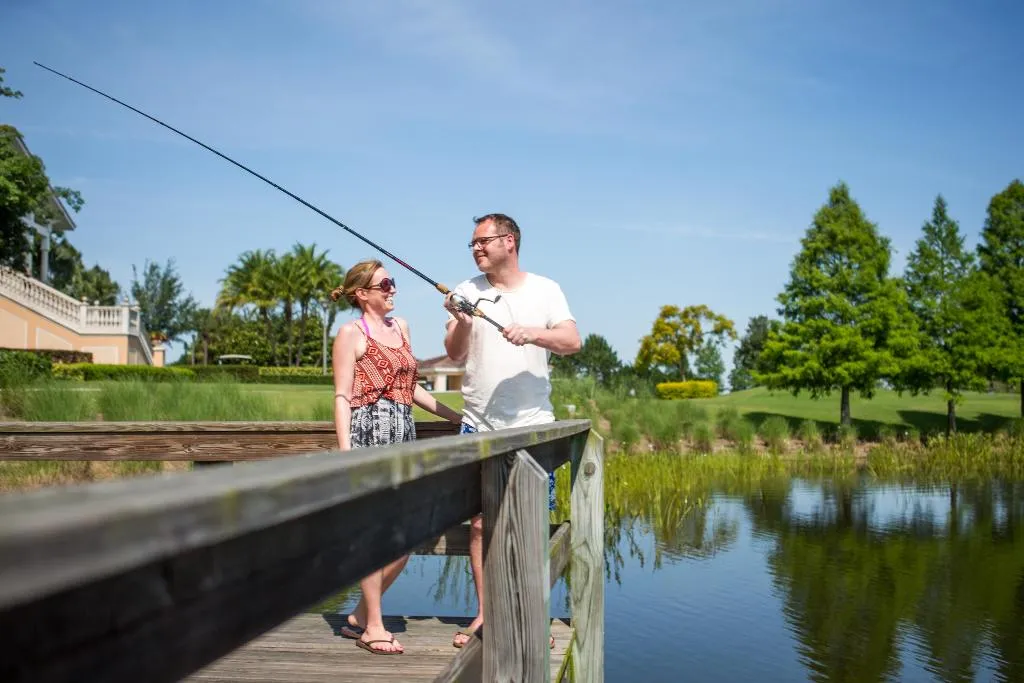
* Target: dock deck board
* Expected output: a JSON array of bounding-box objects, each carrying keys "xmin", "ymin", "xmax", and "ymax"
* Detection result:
[{"xmin": 186, "ymin": 613, "xmax": 573, "ymax": 682}]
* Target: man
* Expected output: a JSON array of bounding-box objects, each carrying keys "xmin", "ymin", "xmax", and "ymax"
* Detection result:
[{"xmin": 443, "ymin": 213, "xmax": 581, "ymax": 648}]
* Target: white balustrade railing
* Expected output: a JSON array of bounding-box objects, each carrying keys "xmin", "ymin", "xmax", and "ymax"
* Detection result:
[
  {"xmin": 0, "ymin": 265, "xmax": 155, "ymax": 364},
  {"xmin": 0, "ymin": 265, "xmax": 81, "ymax": 327}
]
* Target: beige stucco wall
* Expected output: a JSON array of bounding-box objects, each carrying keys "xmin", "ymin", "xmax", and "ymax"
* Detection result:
[
  {"xmin": 0, "ymin": 296, "xmax": 134, "ymax": 364},
  {"xmin": 420, "ymin": 370, "xmax": 464, "ymax": 392}
]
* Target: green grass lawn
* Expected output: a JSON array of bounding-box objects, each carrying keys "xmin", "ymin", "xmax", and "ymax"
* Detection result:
[
  {"xmin": 13, "ymin": 382, "xmax": 465, "ymax": 422},
  {"xmin": 700, "ymin": 386, "xmax": 1020, "ymax": 437},
  {"xmin": 237, "ymin": 385, "xmax": 464, "ymax": 421},
  {"xmin": 5, "ymin": 379, "xmax": 1019, "ymax": 438}
]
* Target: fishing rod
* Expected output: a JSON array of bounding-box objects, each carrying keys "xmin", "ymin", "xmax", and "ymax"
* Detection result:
[{"xmin": 33, "ymin": 61, "xmax": 506, "ymax": 332}]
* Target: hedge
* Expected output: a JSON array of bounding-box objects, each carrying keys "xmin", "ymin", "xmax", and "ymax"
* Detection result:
[
  {"xmin": 52, "ymin": 364, "xmax": 196, "ymax": 382},
  {"xmin": 0, "ymin": 347, "xmax": 93, "ymax": 364},
  {"xmin": 47, "ymin": 363, "xmax": 333, "ymax": 384},
  {"xmin": 191, "ymin": 365, "xmax": 260, "ymax": 383},
  {"xmin": 655, "ymin": 380, "xmax": 718, "ymax": 399},
  {"xmin": 0, "ymin": 350, "xmax": 53, "ymax": 382},
  {"xmin": 258, "ymin": 366, "xmax": 334, "ymax": 385}
]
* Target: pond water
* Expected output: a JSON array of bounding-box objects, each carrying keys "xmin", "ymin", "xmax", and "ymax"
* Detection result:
[{"xmin": 329, "ymin": 475, "xmax": 1024, "ymax": 682}]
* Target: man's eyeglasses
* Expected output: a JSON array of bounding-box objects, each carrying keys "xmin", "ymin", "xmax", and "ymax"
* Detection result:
[
  {"xmin": 468, "ymin": 233, "xmax": 511, "ymax": 250},
  {"xmin": 364, "ymin": 277, "xmax": 396, "ymax": 293}
]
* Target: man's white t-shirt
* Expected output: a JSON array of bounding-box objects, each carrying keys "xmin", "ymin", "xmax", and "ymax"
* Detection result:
[{"xmin": 447, "ymin": 272, "xmax": 575, "ymax": 431}]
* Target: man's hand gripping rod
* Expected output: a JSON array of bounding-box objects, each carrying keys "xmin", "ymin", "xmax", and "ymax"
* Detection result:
[
  {"xmin": 440, "ymin": 287, "xmax": 506, "ymax": 332},
  {"xmin": 33, "ymin": 61, "xmax": 506, "ymax": 333}
]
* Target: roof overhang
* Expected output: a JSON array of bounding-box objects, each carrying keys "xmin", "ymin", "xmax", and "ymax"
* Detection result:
[{"xmin": 7, "ymin": 129, "xmax": 76, "ymax": 233}]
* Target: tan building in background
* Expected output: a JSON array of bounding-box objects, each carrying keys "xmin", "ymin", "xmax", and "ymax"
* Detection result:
[
  {"xmin": 0, "ymin": 132, "xmax": 159, "ymax": 366},
  {"xmin": 0, "ymin": 266, "xmax": 159, "ymax": 365},
  {"xmin": 417, "ymin": 354, "xmax": 465, "ymax": 392}
]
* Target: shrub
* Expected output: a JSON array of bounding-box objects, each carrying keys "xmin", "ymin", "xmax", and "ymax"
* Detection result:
[
  {"xmin": 836, "ymin": 424, "xmax": 858, "ymax": 451},
  {"xmin": 51, "ymin": 364, "xmax": 85, "ymax": 381},
  {"xmin": 191, "ymin": 365, "xmax": 260, "ymax": 383},
  {"xmin": 655, "ymin": 380, "xmax": 718, "ymax": 400},
  {"xmin": 759, "ymin": 416, "xmax": 790, "ymax": 454},
  {"xmin": 877, "ymin": 424, "xmax": 897, "ymax": 445},
  {"xmin": 53, "ymin": 364, "xmax": 195, "ymax": 382},
  {"xmin": 0, "ymin": 350, "xmax": 53, "ymax": 383},
  {"xmin": 797, "ymin": 420, "xmax": 823, "ymax": 452},
  {"xmin": 732, "ymin": 419, "xmax": 756, "ymax": 455},
  {"xmin": 645, "ymin": 409, "xmax": 685, "ymax": 452},
  {"xmin": 691, "ymin": 423, "xmax": 714, "ymax": 453},
  {"xmin": 612, "ymin": 419, "xmax": 641, "ymax": 452},
  {"xmin": 258, "ymin": 367, "xmax": 333, "ymax": 385},
  {"xmin": 715, "ymin": 405, "xmax": 742, "ymax": 440},
  {"xmin": 0, "ymin": 347, "xmax": 92, "ymax": 364}
]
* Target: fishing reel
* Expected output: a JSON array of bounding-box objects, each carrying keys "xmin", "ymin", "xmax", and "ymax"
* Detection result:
[{"xmin": 450, "ymin": 293, "xmax": 501, "ymax": 317}]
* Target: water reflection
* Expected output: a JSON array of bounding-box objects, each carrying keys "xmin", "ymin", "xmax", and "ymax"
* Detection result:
[
  {"xmin": 318, "ymin": 472, "xmax": 1024, "ymax": 682},
  {"xmin": 720, "ymin": 478, "xmax": 1022, "ymax": 682}
]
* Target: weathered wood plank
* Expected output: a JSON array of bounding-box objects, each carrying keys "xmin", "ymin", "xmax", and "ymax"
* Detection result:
[
  {"xmin": 570, "ymin": 431, "xmax": 605, "ymax": 683},
  {"xmin": 184, "ymin": 613, "xmax": 573, "ymax": 683},
  {"xmin": 0, "ymin": 420, "xmax": 460, "ymax": 461},
  {"xmin": 432, "ymin": 521, "xmax": 572, "ymax": 683},
  {"xmin": 0, "ymin": 420, "xmax": 591, "ymax": 683},
  {"xmin": 483, "ymin": 450, "xmax": 550, "ymax": 683}
]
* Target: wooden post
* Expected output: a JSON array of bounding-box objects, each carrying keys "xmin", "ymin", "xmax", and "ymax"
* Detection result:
[
  {"xmin": 482, "ymin": 450, "xmax": 550, "ymax": 683},
  {"xmin": 571, "ymin": 430, "xmax": 605, "ymax": 683}
]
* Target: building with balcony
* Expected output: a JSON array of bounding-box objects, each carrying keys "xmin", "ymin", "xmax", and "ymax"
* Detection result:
[{"xmin": 0, "ymin": 131, "xmax": 160, "ymax": 366}]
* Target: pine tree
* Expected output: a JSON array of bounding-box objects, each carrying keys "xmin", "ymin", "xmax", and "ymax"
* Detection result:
[
  {"xmin": 901, "ymin": 195, "xmax": 1010, "ymax": 435},
  {"xmin": 758, "ymin": 182, "xmax": 918, "ymax": 425}
]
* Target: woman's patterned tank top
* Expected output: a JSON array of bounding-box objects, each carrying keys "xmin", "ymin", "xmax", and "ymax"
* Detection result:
[{"xmin": 351, "ymin": 319, "xmax": 418, "ymax": 408}]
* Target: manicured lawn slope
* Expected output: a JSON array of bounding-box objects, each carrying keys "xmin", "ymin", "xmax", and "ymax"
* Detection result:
[{"xmin": 700, "ymin": 387, "xmax": 1019, "ymax": 436}]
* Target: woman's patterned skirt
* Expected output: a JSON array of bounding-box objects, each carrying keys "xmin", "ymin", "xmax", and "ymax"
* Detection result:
[{"xmin": 350, "ymin": 397, "xmax": 416, "ymax": 448}]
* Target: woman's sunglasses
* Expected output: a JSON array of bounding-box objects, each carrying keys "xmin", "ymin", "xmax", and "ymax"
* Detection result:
[{"xmin": 364, "ymin": 277, "xmax": 396, "ymax": 293}]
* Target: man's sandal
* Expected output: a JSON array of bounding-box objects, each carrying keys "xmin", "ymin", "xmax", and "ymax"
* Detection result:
[
  {"xmin": 453, "ymin": 630, "xmax": 554, "ymax": 649},
  {"xmin": 452, "ymin": 630, "xmax": 475, "ymax": 648}
]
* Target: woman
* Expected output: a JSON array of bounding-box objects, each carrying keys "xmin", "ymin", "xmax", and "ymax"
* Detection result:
[{"xmin": 330, "ymin": 259, "xmax": 462, "ymax": 655}]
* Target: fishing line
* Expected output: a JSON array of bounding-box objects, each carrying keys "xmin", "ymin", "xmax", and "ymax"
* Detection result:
[{"xmin": 34, "ymin": 61, "xmax": 505, "ymax": 332}]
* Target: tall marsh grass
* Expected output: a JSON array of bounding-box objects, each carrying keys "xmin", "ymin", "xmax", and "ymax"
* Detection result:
[
  {"xmin": 0, "ymin": 380, "xmax": 318, "ymax": 421},
  {"xmin": 95, "ymin": 382, "xmax": 276, "ymax": 421},
  {"xmin": 867, "ymin": 432, "xmax": 1024, "ymax": 482}
]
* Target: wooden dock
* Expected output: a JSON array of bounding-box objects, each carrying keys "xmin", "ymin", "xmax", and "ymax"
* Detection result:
[
  {"xmin": 0, "ymin": 419, "xmax": 604, "ymax": 683},
  {"xmin": 187, "ymin": 614, "xmax": 574, "ymax": 682}
]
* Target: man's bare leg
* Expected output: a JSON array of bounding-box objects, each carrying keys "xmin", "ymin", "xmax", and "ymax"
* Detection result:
[
  {"xmin": 451, "ymin": 514, "xmax": 555, "ymax": 649},
  {"xmin": 453, "ymin": 514, "xmax": 485, "ymax": 647}
]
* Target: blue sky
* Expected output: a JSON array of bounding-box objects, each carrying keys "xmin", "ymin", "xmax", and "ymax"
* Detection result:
[{"xmin": 4, "ymin": 1, "xmax": 1022, "ymax": 378}]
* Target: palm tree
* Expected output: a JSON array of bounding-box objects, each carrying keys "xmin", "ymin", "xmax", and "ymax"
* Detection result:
[
  {"xmin": 217, "ymin": 249, "xmax": 280, "ymax": 364},
  {"xmin": 271, "ymin": 251, "xmax": 302, "ymax": 366},
  {"xmin": 289, "ymin": 243, "xmax": 345, "ymax": 366}
]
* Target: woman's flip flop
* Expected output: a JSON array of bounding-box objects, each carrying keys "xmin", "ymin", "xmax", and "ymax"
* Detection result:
[{"xmin": 356, "ymin": 635, "xmax": 403, "ymax": 655}]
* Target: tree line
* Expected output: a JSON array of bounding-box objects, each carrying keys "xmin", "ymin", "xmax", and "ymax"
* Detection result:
[
  {"xmin": 558, "ymin": 179, "xmax": 1024, "ymax": 434},
  {"xmin": 756, "ymin": 180, "xmax": 1024, "ymax": 431},
  {"xmin": 609, "ymin": 180, "xmax": 1024, "ymax": 433},
  {"xmin": 6, "ymin": 65, "xmax": 1023, "ymax": 426}
]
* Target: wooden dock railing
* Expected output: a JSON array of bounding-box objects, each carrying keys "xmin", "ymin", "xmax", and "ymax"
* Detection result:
[{"xmin": 0, "ymin": 419, "xmax": 604, "ymax": 683}]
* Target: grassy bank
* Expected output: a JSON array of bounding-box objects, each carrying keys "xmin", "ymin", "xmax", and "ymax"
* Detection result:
[
  {"xmin": 3, "ymin": 377, "xmax": 1018, "ymax": 437},
  {"xmin": 3, "ymin": 429, "xmax": 1023, "ymax": 495},
  {"xmin": 0, "ymin": 380, "xmax": 463, "ymax": 422},
  {"xmin": 3, "ymin": 376, "xmax": 1024, "ymax": 491},
  {"xmin": 551, "ymin": 379, "xmax": 1024, "ymax": 455}
]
